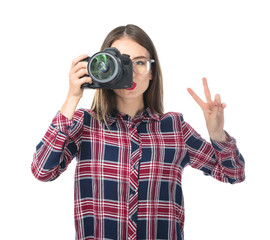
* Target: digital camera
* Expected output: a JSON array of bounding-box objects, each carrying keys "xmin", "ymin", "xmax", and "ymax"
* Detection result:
[{"xmin": 81, "ymin": 48, "xmax": 133, "ymax": 89}]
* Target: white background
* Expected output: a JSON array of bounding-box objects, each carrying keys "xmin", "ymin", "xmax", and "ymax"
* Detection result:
[{"xmin": 1, "ymin": 0, "xmax": 269, "ymax": 239}]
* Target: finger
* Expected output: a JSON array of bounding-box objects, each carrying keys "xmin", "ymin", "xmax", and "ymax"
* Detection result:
[
  {"xmin": 187, "ymin": 88, "xmax": 205, "ymax": 109},
  {"xmin": 214, "ymin": 94, "xmax": 221, "ymax": 106},
  {"xmin": 78, "ymin": 76, "xmax": 92, "ymax": 86},
  {"xmin": 73, "ymin": 61, "xmax": 88, "ymax": 74},
  {"xmin": 71, "ymin": 54, "xmax": 88, "ymax": 68},
  {"xmin": 221, "ymin": 103, "xmax": 226, "ymax": 109},
  {"xmin": 203, "ymin": 77, "xmax": 212, "ymax": 103},
  {"xmin": 216, "ymin": 93, "xmax": 226, "ymax": 109},
  {"xmin": 75, "ymin": 68, "xmax": 89, "ymax": 79},
  {"xmin": 214, "ymin": 94, "xmax": 227, "ymax": 110}
]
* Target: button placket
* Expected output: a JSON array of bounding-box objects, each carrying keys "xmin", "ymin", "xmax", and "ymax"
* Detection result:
[{"xmin": 128, "ymin": 123, "xmax": 141, "ymax": 240}]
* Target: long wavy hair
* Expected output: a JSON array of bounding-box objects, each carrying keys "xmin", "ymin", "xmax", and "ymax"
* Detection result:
[{"xmin": 91, "ymin": 24, "xmax": 164, "ymax": 123}]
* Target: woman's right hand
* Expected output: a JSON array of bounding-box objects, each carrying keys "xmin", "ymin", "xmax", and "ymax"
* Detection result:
[
  {"xmin": 68, "ymin": 54, "xmax": 92, "ymax": 99},
  {"xmin": 60, "ymin": 55, "xmax": 92, "ymax": 120}
]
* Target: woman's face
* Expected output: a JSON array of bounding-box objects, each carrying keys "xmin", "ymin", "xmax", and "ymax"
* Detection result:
[{"xmin": 111, "ymin": 37, "xmax": 152, "ymax": 103}]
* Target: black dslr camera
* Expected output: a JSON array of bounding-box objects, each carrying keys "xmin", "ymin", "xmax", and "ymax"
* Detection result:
[{"xmin": 81, "ymin": 48, "xmax": 133, "ymax": 89}]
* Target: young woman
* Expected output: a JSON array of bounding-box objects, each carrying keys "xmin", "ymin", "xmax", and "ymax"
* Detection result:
[{"xmin": 31, "ymin": 24, "xmax": 245, "ymax": 240}]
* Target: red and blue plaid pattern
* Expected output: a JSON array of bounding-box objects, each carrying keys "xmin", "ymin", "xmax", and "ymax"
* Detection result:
[{"xmin": 32, "ymin": 108, "xmax": 245, "ymax": 239}]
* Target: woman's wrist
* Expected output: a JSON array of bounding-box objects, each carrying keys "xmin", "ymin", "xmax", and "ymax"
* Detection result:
[
  {"xmin": 209, "ymin": 130, "xmax": 227, "ymax": 142},
  {"xmin": 60, "ymin": 94, "xmax": 81, "ymax": 120}
]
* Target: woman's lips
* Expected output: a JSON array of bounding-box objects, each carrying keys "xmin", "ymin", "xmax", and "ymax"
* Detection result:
[{"xmin": 127, "ymin": 82, "xmax": 136, "ymax": 90}]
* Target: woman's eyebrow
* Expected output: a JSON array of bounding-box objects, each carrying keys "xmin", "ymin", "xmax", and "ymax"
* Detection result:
[{"xmin": 132, "ymin": 56, "xmax": 147, "ymax": 60}]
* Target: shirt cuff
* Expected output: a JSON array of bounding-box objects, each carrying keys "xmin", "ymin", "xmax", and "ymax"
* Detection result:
[
  {"xmin": 51, "ymin": 111, "xmax": 74, "ymax": 136},
  {"xmin": 210, "ymin": 131, "xmax": 236, "ymax": 152}
]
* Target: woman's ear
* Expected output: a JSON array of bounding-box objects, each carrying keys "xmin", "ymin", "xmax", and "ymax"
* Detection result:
[{"xmin": 150, "ymin": 70, "xmax": 153, "ymax": 80}]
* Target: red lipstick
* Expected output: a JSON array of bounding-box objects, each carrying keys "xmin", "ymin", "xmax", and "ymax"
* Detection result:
[{"xmin": 127, "ymin": 82, "xmax": 136, "ymax": 90}]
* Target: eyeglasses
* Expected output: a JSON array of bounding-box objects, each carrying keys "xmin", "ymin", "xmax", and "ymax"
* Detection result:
[{"xmin": 132, "ymin": 58, "xmax": 155, "ymax": 75}]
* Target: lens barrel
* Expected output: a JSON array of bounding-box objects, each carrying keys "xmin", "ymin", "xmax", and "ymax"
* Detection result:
[{"xmin": 88, "ymin": 52, "xmax": 119, "ymax": 83}]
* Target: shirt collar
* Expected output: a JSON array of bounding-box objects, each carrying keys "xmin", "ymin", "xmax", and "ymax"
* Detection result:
[{"xmin": 107, "ymin": 107, "xmax": 160, "ymax": 125}]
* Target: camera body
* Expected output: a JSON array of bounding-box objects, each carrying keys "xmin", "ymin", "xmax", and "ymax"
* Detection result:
[{"xmin": 81, "ymin": 48, "xmax": 133, "ymax": 89}]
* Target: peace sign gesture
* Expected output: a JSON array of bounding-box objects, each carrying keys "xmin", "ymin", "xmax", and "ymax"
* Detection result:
[{"xmin": 187, "ymin": 78, "xmax": 227, "ymax": 142}]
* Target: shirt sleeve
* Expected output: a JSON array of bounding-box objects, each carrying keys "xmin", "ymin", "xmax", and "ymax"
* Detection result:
[
  {"xmin": 31, "ymin": 109, "xmax": 85, "ymax": 182},
  {"xmin": 180, "ymin": 114, "xmax": 245, "ymax": 184}
]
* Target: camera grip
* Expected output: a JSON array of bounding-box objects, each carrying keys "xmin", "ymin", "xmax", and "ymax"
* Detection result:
[{"xmin": 80, "ymin": 57, "xmax": 91, "ymax": 88}]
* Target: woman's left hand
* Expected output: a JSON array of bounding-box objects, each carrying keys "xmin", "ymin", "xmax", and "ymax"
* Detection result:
[{"xmin": 187, "ymin": 77, "xmax": 227, "ymax": 142}]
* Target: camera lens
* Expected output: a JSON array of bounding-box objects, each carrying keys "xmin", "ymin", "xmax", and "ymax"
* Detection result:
[{"xmin": 89, "ymin": 53, "xmax": 117, "ymax": 82}]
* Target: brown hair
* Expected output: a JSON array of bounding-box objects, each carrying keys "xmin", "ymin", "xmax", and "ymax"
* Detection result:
[{"xmin": 91, "ymin": 24, "xmax": 164, "ymax": 123}]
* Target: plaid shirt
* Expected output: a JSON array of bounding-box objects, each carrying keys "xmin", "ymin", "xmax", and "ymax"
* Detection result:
[{"xmin": 31, "ymin": 108, "xmax": 245, "ymax": 240}]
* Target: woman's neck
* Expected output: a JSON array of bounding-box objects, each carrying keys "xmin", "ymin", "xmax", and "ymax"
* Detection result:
[{"xmin": 116, "ymin": 97, "xmax": 145, "ymax": 119}]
